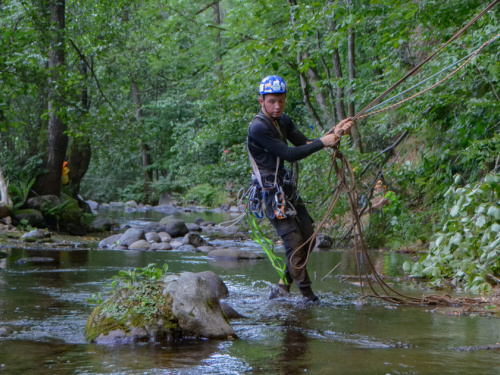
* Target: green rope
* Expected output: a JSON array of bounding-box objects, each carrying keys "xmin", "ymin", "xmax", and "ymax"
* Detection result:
[{"xmin": 246, "ymin": 212, "xmax": 288, "ymax": 285}]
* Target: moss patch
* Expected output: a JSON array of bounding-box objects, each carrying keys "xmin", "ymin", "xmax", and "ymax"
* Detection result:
[{"xmin": 85, "ymin": 281, "xmax": 180, "ymax": 343}]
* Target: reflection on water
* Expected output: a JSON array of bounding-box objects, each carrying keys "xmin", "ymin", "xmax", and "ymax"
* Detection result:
[{"xmin": 0, "ymin": 243, "xmax": 499, "ymax": 373}]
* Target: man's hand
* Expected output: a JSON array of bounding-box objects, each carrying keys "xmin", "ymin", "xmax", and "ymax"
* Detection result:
[
  {"xmin": 320, "ymin": 133, "xmax": 340, "ymax": 147},
  {"xmin": 321, "ymin": 118, "xmax": 355, "ymax": 147},
  {"xmin": 332, "ymin": 118, "xmax": 354, "ymax": 136}
]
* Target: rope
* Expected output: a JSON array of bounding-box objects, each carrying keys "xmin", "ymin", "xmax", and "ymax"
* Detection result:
[
  {"xmin": 353, "ymin": 0, "xmax": 500, "ymax": 121},
  {"xmin": 358, "ymin": 32, "xmax": 500, "ymax": 119}
]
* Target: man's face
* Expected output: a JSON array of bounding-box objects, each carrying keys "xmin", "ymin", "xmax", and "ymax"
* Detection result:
[{"xmin": 259, "ymin": 93, "xmax": 286, "ymax": 119}]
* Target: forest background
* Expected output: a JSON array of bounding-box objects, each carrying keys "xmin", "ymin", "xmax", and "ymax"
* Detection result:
[{"xmin": 1, "ymin": 1, "xmax": 499, "ymax": 289}]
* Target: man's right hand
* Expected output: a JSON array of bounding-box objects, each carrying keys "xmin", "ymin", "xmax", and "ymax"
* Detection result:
[{"xmin": 320, "ymin": 133, "xmax": 340, "ymax": 147}]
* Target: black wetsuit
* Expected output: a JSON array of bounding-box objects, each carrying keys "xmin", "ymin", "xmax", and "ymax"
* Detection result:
[{"xmin": 247, "ymin": 110, "xmax": 324, "ymax": 298}]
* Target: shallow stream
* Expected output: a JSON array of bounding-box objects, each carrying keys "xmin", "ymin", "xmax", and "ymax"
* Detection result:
[{"xmin": 0, "ymin": 210, "xmax": 499, "ymax": 374}]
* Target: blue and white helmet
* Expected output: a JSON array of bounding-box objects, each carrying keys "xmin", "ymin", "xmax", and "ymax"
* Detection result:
[{"xmin": 259, "ymin": 75, "xmax": 287, "ymax": 95}]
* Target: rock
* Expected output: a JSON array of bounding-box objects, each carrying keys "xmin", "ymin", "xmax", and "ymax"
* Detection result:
[
  {"xmin": 220, "ymin": 204, "xmax": 230, "ymax": 212},
  {"xmin": 128, "ymin": 240, "xmax": 151, "ymax": 251},
  {"xmin": 85, "ymin": 272, "xmax": 235, "ymax": 344},
  {"xmin": 159, "ymin": 218, "xmax": 189, "ymax": 238},
  {"xmin": 119, "ymin": 228, "xmax": 145, "ymax": 247},
  {"xmin": 16, "ymin": 257, "xmax": 56, "ymax": 265},
  {"xmin": 0, "ymin": 203, "xmax": 9, "ymax": 219},
  {"xmin": 200, "ymin": 221, "xmax": 216, "ymax": 227},
  {"xmin": 207, "ymin": 248, "xmax": 264, "ymax": 260},
  {"xmin": 186, "ymin": 223, "xmax": 202, "ymax": 232},
  {"xmin": 0, "ymin": 326, "xmax": 14, "ymax": 337},
  {"xmin": 178, "ymin": 244, "xmax": 197, "ymax": 252},
  {"xmin": 26, "ymin": 195, "xmax": 60, "ymax": 210},
  {"xmin": 315, "ymin": 233, "xmax": 333, "ymax": 248},
  {"xmin": 194, "ymin": 217, "xmax": 205, "ymax": 225},
  {"xmin": 143, "ymin": 222, "xmax": 168, "ymax": 233},
  {"xmin": 20, "ymin": 228, "xmax": 51, "ymax": 242},
  {"xmin": 195, "ymin": 271, "xmax": 229, "ymax": 298},
  {"xmin": 13, "ymin": 209, "xmax": 44, "ymax": 228},
  {"xmin": 152, "ymin": 205, "xmax": 176, "ymax": 215},
  {"xmin": 150, "ymin": 242, "xmax": 173, "ymax": 251},
  {"xmin": 182, "ymin": 233, "xmax": 209, "ymax": 248},
  {"xmin": 220, "ymin": 301, "xmax": 245, "ymax": 319},
  {"xmin": 163, "ymin": 272, "xmax": 235, "ymax": 339},
  {"xmin": 197, "ymin": 245, "xmax": 215, "ymax": 253},
  {"xmin": 91, "ymin": 218, "xmax": 117, "ymax": 232},
  {"xmin": 86, "ymin": 200, "xmax": 99, "ymax": 214},
  {"xmin": 170, "ymin": 240, "xmax": 183, "ymax": 249},
  {"xmin": 229, "ymin": 206, "xmax": 239, "ymax": 213},
  {"xmin": 158, "ymin": 232, "xmax": 172, "ymax": 242},
  {"xmin": 109, "ymin": 202, "xmax": 124, "ymax": 210},
  {"xmin": 124, "ymin": 200, "xmax": 138, "ymax": 208},
  {"xmin": 99, "ymin": 234, "xmax": 122, "ymax": 249},
  {"xmin": 145, "ymin": 232, "xmax": 161, "ymax": 243}
]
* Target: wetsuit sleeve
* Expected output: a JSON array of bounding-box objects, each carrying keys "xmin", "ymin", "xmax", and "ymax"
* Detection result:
[{"xmin": 249, "ymin": 121, "xmax": 324, "ymax": 163}]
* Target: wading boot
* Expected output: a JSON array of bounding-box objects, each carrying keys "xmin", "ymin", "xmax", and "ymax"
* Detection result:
[{"xmin": 269, "ymin": 283, "xmax": 290, "ymax": 299}]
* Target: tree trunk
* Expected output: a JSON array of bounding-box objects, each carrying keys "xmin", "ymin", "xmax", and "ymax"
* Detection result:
[
  {"xmin": 131, "ymin": 81, "xmax": 153, "ymax": 182},
  {"xmin": 67, "ymin": 59, "xmax": 92, "ymax": 198},
  {"xmin": 213, "ymin": 2, "xmax": 223, "ymax": 82},
  {"xmin": 34, "ymin": 0, "xmax": 67, "ymax": 197},
  {"xmin": 347, "ymin": 26, "xmax": 362, "ymax": 151},
  {"xmin": 0, "ymin": 164, "xmax": 12, "ymax": 206},
  {"xmin": 287, "ymin": 0, "xmax": 324, "ymax": 132}
]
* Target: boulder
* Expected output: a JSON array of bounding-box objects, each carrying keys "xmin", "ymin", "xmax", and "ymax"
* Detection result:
[
  {"xmin": 119, "ymin": 228, "xmax": 145, "ymax": 247},
  {"xmin": 143, "ymin": 222, "xmax": 168, "ymax": 233},
  {"xmin": 220, "ymin": 302, "xmax": 245, "ymax": 319},
  {"xmin": 186, "ymin": 223, "xmax": 202, "ymax": 232},
  {"xmin": 99, "ymin": 234, "xmax": 122, "ymax": 249},
  {"xmin": 197, "ymin": 245, "xmax": 215, "ymax": 253},
  {"xmin": 158, "ymin": 232, "xmax": 172, "ymax": 242},
  {"xmin": 145, "ymin": 232, "xmax": 161, "ymax": 243},
  {"xmin": 109, "ymin": 202, "xmax": 124, "ymax": 210},
  {"xmin": 170, "ymin": 240, "xmax": 183, "ymax": 249},
  {"xmin": 124, "ymin": 200, "xmax": 138, "ymax": 208},
  {"xmin": 91, "ymin": 218, "xmax": 117, "ymax": 232},
  {"xmin": 128, "ymin": 240, "xmax": 151, "ymax": 251},
  {"xmin": 182, "ymin": 232, "xmax": 209, "ymax": 248},
  {"xmin": 0, "ymin": 203, "xmax": 10, "ymax": 219},
  {"xmin": 195, "ymin": 271, "xmax": 228, "ymax": 298},
  {"xmin": 20, "ymin": 229, "xmax": 51, "ymax": 242},
  {"xmin": 178, "ymin": 244, "xmax": 197, "ymax": 252},
  {"xmin": 85, "ymin": 272, "xmax": 235, "ymax": 344},
  {"xmin": 315, "ymin": 233, "xmax": 333, "ymax": 248},
  {"xmin": 150, "ymin": 242, "xmax": 173, "ymax": 251},
  {"xmin": 0, "ymin": 326, "xmax": 14, "ymax": 337},
  {"xmin": 26, "ymin": 195, "xmax": 60, "ymax": 210},
  {"xmin": 13, "ymin": 209, "xmax": 44, "ymax": 228},
  {"xmin": 86, "ymin": 200, "xmax": 99, "ymax": 214},
  {"xmin": 160, "ymin": 218, "xmax": 189, "ymax": 238},
  {"xmin": 207, "ymin": 248, "xmax": 264, "ymax": 260},
  {"xmin": 163, "ymin": 272, "xmax": 235, "ymax": 339}
]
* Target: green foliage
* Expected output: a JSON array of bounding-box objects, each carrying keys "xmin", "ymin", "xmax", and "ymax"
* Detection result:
[
  {"xmin": 403, "ymin": 173, "xmax": 500, "ymax": 292},
  {"xmin": 8, "ymin": 178, "xmax": 36, "ymax": 209},
  {"xmin": 183, "ymin": 184, "xmax": 226, "ymax": 207},
  {"xmin": 109, "ymin": 263, "xmax": 169, "ymax": 290}
]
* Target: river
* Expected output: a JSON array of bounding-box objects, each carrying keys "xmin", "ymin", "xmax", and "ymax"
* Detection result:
[{"xmin": 0, "ymin": 209, "xmax": 498, "ymax": 374}]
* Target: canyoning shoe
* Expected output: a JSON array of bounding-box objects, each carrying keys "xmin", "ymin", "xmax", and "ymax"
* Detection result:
[
  {"xmin": 269, "ymin": 284, "xmax": 290, "ymax": 299},
  {"xmin": 302, "ymin": 294, "xmax": 320, "ymax": 306}
]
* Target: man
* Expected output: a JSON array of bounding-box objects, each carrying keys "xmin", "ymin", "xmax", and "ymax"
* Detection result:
[{"xmin": 247, "ymin": 75, "xmax": 353, "ymax": 303}]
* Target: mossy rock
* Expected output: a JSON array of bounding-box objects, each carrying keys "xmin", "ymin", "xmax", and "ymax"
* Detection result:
[{"xmin": 85, "ymin": 281, "xmax": 180, "ymax": 344}]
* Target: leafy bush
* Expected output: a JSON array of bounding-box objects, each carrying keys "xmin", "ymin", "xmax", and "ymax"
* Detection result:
[
  {"xmin": 403, "ymin": 173, "xmax": 500, "ymax": 292},
  {"xmin": 183, "ymin": 184, "xmax": 226, "ymax": 207}
]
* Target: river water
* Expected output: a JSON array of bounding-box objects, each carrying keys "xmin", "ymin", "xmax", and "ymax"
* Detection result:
[{"xmin": 0, "ymin": 210, "xmax": 499, "ymax": 374}]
